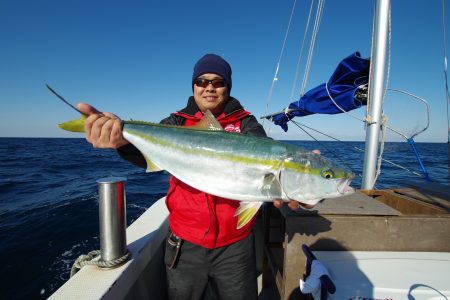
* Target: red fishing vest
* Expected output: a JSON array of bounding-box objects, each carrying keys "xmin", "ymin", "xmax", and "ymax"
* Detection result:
[{"xmin": 166, "ymin": 109, "xmax": 257, "ymax": 249}]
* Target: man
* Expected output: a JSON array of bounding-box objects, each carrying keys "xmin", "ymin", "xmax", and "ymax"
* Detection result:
[{"xmin": 78, "ymin": 54, "xmax": 303, "ymax": 299}]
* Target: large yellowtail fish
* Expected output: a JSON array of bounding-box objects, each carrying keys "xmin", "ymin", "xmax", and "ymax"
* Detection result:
[{"xmin": 49, "ymin": 85, "xmax": 354, "ymax": 229}]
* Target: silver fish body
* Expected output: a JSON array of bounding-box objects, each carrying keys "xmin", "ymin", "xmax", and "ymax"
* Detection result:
[
  {"xmin": 122, "ymin": 119, "xmax": 354, "ymax": 206},
  {"xmin": 58, "ymin": 110, "xmax": 354, "ymax": 228}
]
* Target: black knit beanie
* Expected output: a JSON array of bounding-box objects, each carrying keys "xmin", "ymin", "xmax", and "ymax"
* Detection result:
[{"xmin": 192, "ymin": 54, "xmax": 232, "ymax": 92}]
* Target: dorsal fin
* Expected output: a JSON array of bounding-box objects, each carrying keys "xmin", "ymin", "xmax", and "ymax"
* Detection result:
[{"xmin": 192, "ymin": 110, "xmax": 224, "ymax": 131}]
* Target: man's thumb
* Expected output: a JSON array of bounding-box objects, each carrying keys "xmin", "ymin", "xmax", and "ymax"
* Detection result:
[{"xmin": 76, "ymin": 102, "xmax": 101, "ymax": 115}]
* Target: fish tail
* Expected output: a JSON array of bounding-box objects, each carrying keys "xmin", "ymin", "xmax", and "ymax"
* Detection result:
[
  {"xmin": 46, "ymin": 84, "xmax": 88, "ymax": 132},
  {"xmin": 59, "ymin": 116, "xmax": 87, "ymax": 132},
  {"xmin": 235, "ymin": 201, "xmax": 263, "ymax": 229}
]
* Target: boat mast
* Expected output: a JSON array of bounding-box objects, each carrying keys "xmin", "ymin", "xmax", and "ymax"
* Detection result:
[{"xmin": 361, "ymin": 0, "xmax": 390, "ymax": 189}]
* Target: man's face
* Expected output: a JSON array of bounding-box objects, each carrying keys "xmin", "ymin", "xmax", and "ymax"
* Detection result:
[{"xmin": 193, "ymin": 73, "xmax": 229, "ymax": 114}]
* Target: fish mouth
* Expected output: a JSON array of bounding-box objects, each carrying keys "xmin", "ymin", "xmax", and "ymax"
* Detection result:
[{"xmin": 337, "ymin": 176, "xmax": 354, "ymax": 195}]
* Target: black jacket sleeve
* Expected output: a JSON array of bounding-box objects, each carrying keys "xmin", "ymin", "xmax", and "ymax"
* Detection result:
[{"xmin": 240, "ymin": 115, "xmax": 267, "ymax": 138}]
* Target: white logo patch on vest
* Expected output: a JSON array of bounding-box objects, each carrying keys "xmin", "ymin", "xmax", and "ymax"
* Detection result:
[{"xmin": 224, "ymin": 124, "xmax": 241, "ymax": 133}]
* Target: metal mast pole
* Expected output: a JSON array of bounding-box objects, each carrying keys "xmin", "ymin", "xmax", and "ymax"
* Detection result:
[{"xmin": 361, "ymin": 0, "xmax": 390, "ymax": 189}]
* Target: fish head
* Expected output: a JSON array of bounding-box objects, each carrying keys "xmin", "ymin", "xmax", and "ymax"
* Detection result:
[{"xmin": 279, "ymin": 152, "xmax": 354, "ymax": 205}]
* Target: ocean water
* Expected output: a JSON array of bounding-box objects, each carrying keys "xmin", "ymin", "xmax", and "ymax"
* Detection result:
[{"xmin": 0, "ymin": 138, "xmax": 449, "ymax": 300}]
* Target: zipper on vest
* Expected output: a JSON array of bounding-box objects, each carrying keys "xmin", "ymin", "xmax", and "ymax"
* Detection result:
[{"xmin": 203, "ymin": 194, "xmax": 218, "ymax": 248}]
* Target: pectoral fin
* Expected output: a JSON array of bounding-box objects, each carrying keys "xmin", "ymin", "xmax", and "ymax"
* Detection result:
[
  {"xmin": 235, "ymin": 201, "xmax": 263, "ymax": 229},
  {"xmin": 260, "ymin": 173, "xmax": 282, "ymax": 199},
  {"xmin": 143, "ymin": 154, "xmax": 163, "ymax": 172}
]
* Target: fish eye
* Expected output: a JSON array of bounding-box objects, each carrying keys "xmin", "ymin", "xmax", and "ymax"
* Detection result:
[{"xmin": 321, "ymin": 168, "xmax": 335, "ymax": 179}]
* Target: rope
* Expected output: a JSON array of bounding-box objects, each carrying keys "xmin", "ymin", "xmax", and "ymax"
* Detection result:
[
  {"xmin": 70, "ymin": 249, "xmax": 132, "ymax": 277},
  {"xmin": 371, "ymin": 114, "xmax": 388, "ymax": 188},
  {"xmin": 325, "ymin": 81, "xmax": 369, "ymax": 123}
]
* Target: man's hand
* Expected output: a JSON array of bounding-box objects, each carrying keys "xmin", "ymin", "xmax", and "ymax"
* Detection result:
[
  {"xmin": 273, "ymin": 199, "xmax": 315, "ymax": 210},
  {"xmin": 77, "ymin": 102, "xmax": 129, "ymax": 149}
]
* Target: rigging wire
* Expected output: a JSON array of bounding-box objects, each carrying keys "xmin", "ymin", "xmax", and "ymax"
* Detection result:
[
  {"xmin": 324, "ymin": 84, "xmax": 431, "ymax": 141},
  {"xmin": 290, "ymin": 120, "xmax": 425, "ymax": 180},
  {"xmin": 442, "ymin": 0, "xmax": 450, "ymax": 172},
  {"xmin": 263, "ymin": 0, "xmax": 326, "ymax": 127},
  {"xmin": 443, "ymin": 0, "xmax": 450, "ymax": 137},
  {"xmin": 265, "ymin": 0, "xmax": 427, "ymax": 183},
  {"xmin": 299, "ymin": 0, "xmax": 325, "ymax": 97},
  {"xmin": 290, "ymin": 119, "xmax": 357, "ymax": 175},
  {"xmin": 263, "ymin": 0, "xmax": 298, "ymax": 129},
  {"xmin": 366, "ymin": 3, "xmax": 376, "ymax": 125},
  {"xmin": 289, "ymin": 0, "xmax": 315, "ymax": 101},
  {"xmin": 383, "ymin": 3, "xmax": 392, "ymax": 101}
]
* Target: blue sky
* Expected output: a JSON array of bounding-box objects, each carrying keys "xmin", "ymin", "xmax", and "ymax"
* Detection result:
[{"xmin": 1, "ymin": 0, "xmax": 449, "ymax": 142}]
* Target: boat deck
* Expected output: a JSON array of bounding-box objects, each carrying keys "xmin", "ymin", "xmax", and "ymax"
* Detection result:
[
  {"xmin": 48, "ymin": 182, "xmax": 450, "ymax": 300},
  {"xmin": 261, "ymin": 184, "xmax": 450, "ymax": 299}
]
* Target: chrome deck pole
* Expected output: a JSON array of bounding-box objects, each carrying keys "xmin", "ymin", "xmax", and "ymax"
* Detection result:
[
  {"xmin": 361, "ymin": 0, "xmax": 390, "ymax": 189},
  {"xmin": 97, "ymin": 177, "xmax": 127, "ymax": 263}
]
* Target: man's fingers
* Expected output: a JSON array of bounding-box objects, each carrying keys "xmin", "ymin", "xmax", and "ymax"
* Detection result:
[
  {"xmin": 77, "ymin": 102, "xmax": 102, "ymax": 115},
  {"xmin": 84, "ymin": 115, "xmax": 128, "ymax": 148},
  {"xmin": 273, "ymin": 200, "xmax": 301, "ymax": 210},
  {"xmin": 89, "ymin": 116, "xmax": 113, "ymax": 147},
  {"xmin": 76, "ymin": 103, "xmax": 127, "ymax": 149},
  {"xmin": 84, "ymin": 114, "xmax": 103, "ymax": 143},
  {"xmin": 103, "ymin": 112, "xmax": 119, "ymax": 119},
  {"xmin": 111, "ymin": 118, "xmax": 123, "ymax": 139},
  {"xmin": 299, "ymin": 203, "xmax": 315, "ymax": 209},
  {"xmin": 273, "ymin": 199, "xmax": 315, "ymax": 211},
  {"xmin": 273, "ymin": 199, "xmax": 283, "ymax": 209},
  {"xmin": 110, "ymin": 119, "xmax": 129, "ymax": 146},
  {"xmin": 288, "ymin": 200, "xmax": 301, "ymax": 211},
  {"xmin": 99, "ymin": 118, "xmax": 116, "ymax": 144}
]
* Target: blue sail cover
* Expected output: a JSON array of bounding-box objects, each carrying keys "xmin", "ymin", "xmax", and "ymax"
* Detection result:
[{"xmin": 267, "ymin": 52, "xmax": 370, "ymax": 131}]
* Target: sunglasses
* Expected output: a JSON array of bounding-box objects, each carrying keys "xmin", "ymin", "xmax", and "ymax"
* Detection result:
[{"xmin": 194, "ymin": 78, "xmax": 227, "ymax": 88}]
